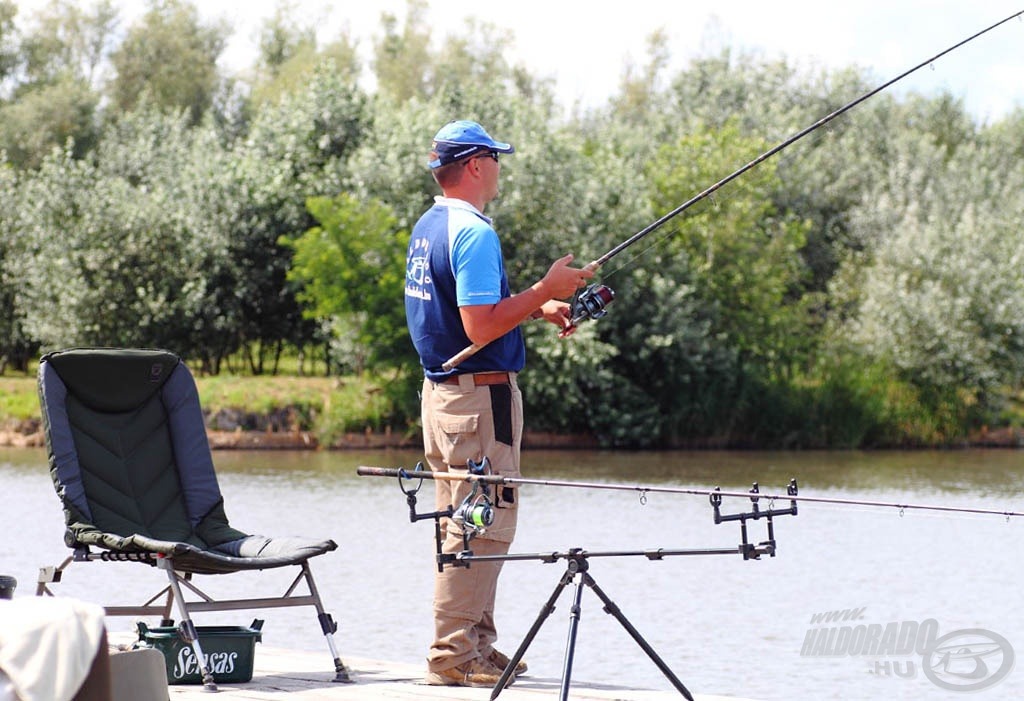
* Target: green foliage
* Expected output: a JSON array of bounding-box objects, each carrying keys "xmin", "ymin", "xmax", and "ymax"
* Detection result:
[
  {"xmin": 370, "ymin": 0, "xmax": 542, "ymax": 107},
  {"xmin": 0, "ymin": 0, "xmax": 16, "ymax": 83},
  {"xmin": 0, "ymin": 165, "xmax": 35, "ymax": 372},
  {"xmin": 0, "ymin": 376, "xmax": 38, "ymax": 419},
  {"xmin": 0, "ymin": 0, "xmax": 114, "ymax": 168},
  {"xmin": 729, "ymin": 354, "xmax": 948, "ymax": 449},
  {"xmin": 372, "ymin": 0, "xmax": 432, "ymax": 103},
  {"xmin": 834, "ymin": 120, "xmax": 1024, "ymax": 403},
  {"xmin": 7, "ymin": 124, "xmax": 225, "ymax": 352},
  {"xmin": 648, "ymin": 121, "xmax": 816, "ymax": 375},
  {"xmin": 248, "ymin": 3, "xmax": 359, "ymax": 108},
  {"xmin": 108, "ymin": 0, "xmax": 228, "ymax": 125},
  {"xmin": 0, "ymin": 1, "xmax": 1021, "ymax": 447},
  {"xmin": 255, "ymin": 1, "xmax": 317, "ymax": 74},
  {"xmin": 284, "ymin": 192, "xmax": 413, "ymax": 371},
  {"xmin": 216, "ymin": 65, "xmax": 372, "ymax": 373},
  {"xmin": 0, "ymin": 76, "xmax": 98, "ymax": 168},
  {"xmin": 13, "ymin": 0, "xmax": 117, "ymax": 88},
  {"xmin": 315, "ymin": 374, "xmax": 407, "ymax": 445}
]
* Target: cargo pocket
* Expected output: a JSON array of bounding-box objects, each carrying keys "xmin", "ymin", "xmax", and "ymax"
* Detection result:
[{"xmin": 431, "ymin": 412, "xmax": 482, "ymax": 468}]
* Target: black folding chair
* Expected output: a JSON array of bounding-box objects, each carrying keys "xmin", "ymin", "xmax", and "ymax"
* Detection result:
[{"xmin": 35, "ymin": 347, "xmax": 352, "ymax": 689}]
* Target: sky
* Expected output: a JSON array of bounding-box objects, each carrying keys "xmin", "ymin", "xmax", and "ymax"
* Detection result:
[{"xmin": 14, "ymin": 1, "xmax": 1024, "ymax": 122}]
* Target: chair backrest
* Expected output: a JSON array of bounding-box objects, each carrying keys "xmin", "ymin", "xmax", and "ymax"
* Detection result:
[{"xmin": 38, "ymin": 348, "xmax": 242, "ymax": 550}]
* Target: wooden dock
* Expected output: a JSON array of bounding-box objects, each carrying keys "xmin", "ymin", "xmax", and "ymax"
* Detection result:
[{"xmin": 157, "ymin": 645, "xmax": 751, "ymax": 701}]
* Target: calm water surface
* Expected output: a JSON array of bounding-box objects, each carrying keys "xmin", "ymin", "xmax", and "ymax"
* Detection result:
[{"xmin": 2, "ymin": 447, "xmax": 1022, "ymax": 700}]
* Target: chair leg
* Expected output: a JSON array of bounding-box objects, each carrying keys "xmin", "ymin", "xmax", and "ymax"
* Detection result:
[
  {"xmin": 36, "ymin": 555, "xmax": 74, "ymax": 596},
  {"xmin": 159, "ymin": 559, "xmax": 219, "ymax": 691},
  {"xmin": 300, "ymin": 561, "xmax": 353, "ymax": 683}
]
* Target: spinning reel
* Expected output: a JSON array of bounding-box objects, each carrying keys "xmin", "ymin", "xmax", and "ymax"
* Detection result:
[
  {"xmin": 394, "ymin": 457, "xmax": 497, "ymax": 570},
  {"xmin": 452, "ymin": 458, "xmax": 495, "ymax": 536},
  {"xmin": 569, "ymin": 284, "xmax": 616, "ymax": 327}
]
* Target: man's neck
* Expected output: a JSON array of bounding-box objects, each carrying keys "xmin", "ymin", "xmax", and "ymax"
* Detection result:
[{"xmin": 442, "ymin": 185, "xmax": 486, "ymax": 212}]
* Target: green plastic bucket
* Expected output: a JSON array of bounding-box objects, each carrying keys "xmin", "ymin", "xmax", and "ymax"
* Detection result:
[{"xmin": 134, "ymin": 619, "xmax": 264, "ymax": 684}]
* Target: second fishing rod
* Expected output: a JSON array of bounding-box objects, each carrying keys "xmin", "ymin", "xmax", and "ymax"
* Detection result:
[{"xmin": 442, "ymin": 9, "xmax": 1024, "ymax": 371}]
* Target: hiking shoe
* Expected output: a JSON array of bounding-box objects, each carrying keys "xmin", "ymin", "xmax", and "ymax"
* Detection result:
[
  {"xmin": 487, "ymin": 648, "xmax": 528, "ymax": 675},
  {"xmin": 425, "ymin": 657, "xmax": 515, "ymax": 688}
]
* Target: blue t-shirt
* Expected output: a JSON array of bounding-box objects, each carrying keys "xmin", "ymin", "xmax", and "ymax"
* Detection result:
[{"xmin": 405, "ymin": 197, "xmax": 526, "ymax": 381}]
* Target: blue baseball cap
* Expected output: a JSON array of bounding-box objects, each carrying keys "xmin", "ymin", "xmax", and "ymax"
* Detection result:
[{"xmin": 428, "ymin": 120, "xmax": 515, "ymax": 169}]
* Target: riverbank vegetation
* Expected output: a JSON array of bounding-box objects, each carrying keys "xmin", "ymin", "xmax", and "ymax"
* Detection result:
[
  {"xmin": 2, "ymin": 1, "xmax": 1023, "ymax": 448},
  {"xmin": 0, "ymin": 369, "xmax": 413, "ymax": 448}
]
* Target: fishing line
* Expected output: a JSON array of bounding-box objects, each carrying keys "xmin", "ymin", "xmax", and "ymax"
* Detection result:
[
  {"xmin": 442, "ymin": 9, "xmax": 1024, "ymax": 371},
  {"xmin": 586, "ymin": 9, "xmax": 1024, "ymax": 274},
  {"xmin": 589, "ymin": 189, "xmax": 736, "ymax": 284},
  {"xmin": 770, "ymin": 499, "xmax": 1013, "ymax": 524}
]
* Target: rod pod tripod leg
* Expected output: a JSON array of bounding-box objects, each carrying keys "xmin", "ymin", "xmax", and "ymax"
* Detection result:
[{"xmin": 490, "ymin": 549, "xmax": 694, "ymax": 701}]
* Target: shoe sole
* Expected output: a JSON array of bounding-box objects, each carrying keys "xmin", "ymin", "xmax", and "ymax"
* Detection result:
[{"xmin": 424, "ymin": 671, "xmax": 516, "ymax": 688}]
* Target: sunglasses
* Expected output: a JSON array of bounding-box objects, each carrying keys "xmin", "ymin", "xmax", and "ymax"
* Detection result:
[{"xmin": 464, "ymin": 151, "xmax": 499, "ymax": 165}]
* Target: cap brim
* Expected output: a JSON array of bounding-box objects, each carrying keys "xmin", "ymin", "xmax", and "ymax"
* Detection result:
[{"xmin": 428, "ymin": 140, "xmax": 515, "ymax": 169}]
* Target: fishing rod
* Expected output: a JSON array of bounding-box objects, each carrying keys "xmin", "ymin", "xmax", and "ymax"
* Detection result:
[
  {"xmin": 442, "ymin": 9, "xmax": 1024, "ymax": 371},
  {"xmin": 356, "ymin": 465, "xmax": 1024, "ymax": 519}
]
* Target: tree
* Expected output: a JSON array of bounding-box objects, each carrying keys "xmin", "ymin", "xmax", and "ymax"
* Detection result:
[
  {"xmin": 0, "ymin": 0, "xmax": 17, "ymax": 87},
  {"xmin": 212, "ymin": 65, "xmax": 372, "ymax": 374},
  {"xmin": 648, "ymin": 121, "xmax": 815, "ymax": 380},
  {"xmin": 246, "ymin": 1, "xmax": 359, "ymax": 109},
  {"xmin": 108, "ymin": 0, "xmax": 228, "ymax": 125},
  {"xmin": 837, "ymin": 132, "xmax": 1024, "ymax": 404},
  {"xmin": 8, "ymin": 146, "xmax": 223, "ymax": 353},
  {"xmin": 0, "ymin": 99, "xmax": 271, "ymax": 370},
  {"xmin": 284, "ymin": 193, "xmax": 412, "ymax": 372},
  {"xmin": 0, "ymin": 165, "xmax": 36, "ymax": 372},
  {"xmin": 0, "ymin": 77, "xmax": 98, "ymax": 167},
  {"xmin": 256, "ymin": 1, "xmax": 316, "ymax": 74},
  {"xmin": 0, "ymin": 0, "xmax": 114, "ymax": 168},
  {"xmin": 372, "ymin": 0, "xmax": 431, "ymax": 103},
  {"xmin": 611, "ymin": 29, "xmax": 671, "ymax": 122},
  {"xmin": 14, "ymin": 0, "xmax": 117, "ymax": 89}
]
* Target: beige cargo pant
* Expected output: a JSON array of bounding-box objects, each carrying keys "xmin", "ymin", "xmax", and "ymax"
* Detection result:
[{"xmin": 421, "ymin": 373, "xmax": 522, "ymax": 673}]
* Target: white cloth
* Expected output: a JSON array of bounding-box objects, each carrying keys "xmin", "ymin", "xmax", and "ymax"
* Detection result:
[
  {"xmin": 0, "ymin": 597, "xmax": 106, "ymax": 701},
  {"xmin": 0, "ymin": 669, "xmax": 17, "ymax": 701}
]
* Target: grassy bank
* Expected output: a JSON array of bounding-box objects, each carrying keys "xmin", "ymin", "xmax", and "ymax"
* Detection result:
[
  {"xmin": 0, "ymin": 376, "xmax": 39, "ymax": 423},
  {"xmin": 0, "ymin": 372, "xmax": 415, "ymax": 447},
  {"xmin": 4, "ymin": 371, "xmax": 1023, "ymax": 449}
]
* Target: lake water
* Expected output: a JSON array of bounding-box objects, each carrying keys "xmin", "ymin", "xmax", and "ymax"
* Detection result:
[{"xmin": 2, "ymin": 446, "xmax": 1022, "ymax": 700}]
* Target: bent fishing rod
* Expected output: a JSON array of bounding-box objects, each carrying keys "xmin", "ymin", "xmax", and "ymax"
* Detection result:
[
  {"xmin": 442, "ymin": 9, "xmax": 1024, "ymax": 371},
  {"xmin": 356, "ymin": 465, "xmax": 1024, "ymax": 519}
]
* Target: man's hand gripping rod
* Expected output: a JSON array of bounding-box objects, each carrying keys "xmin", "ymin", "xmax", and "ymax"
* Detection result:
[
  {"xmin": 440, "ymin": 9, "xmax": 1023, "ymax": 372},
  {"xmin": 442, "ymin": 260, "xmax": 614, "ymax": 371}
]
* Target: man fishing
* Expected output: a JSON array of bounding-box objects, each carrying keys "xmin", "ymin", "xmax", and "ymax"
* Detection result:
[{"xmin": 404, "ymin": 119, "xmax": 592, "ymax": 687}]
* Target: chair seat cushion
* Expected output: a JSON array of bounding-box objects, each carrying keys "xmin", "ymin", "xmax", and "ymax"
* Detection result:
[
  {"xmin": 184, "ymin": 537, "xmax": 338, "ymax": 573},
  {"xmin": 77, "ymin": 531, "xmax": 338, "ymax": 575},
  {"xmin": 224, "ymin": 535, "xmax": 337, "ymax": 560}
]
